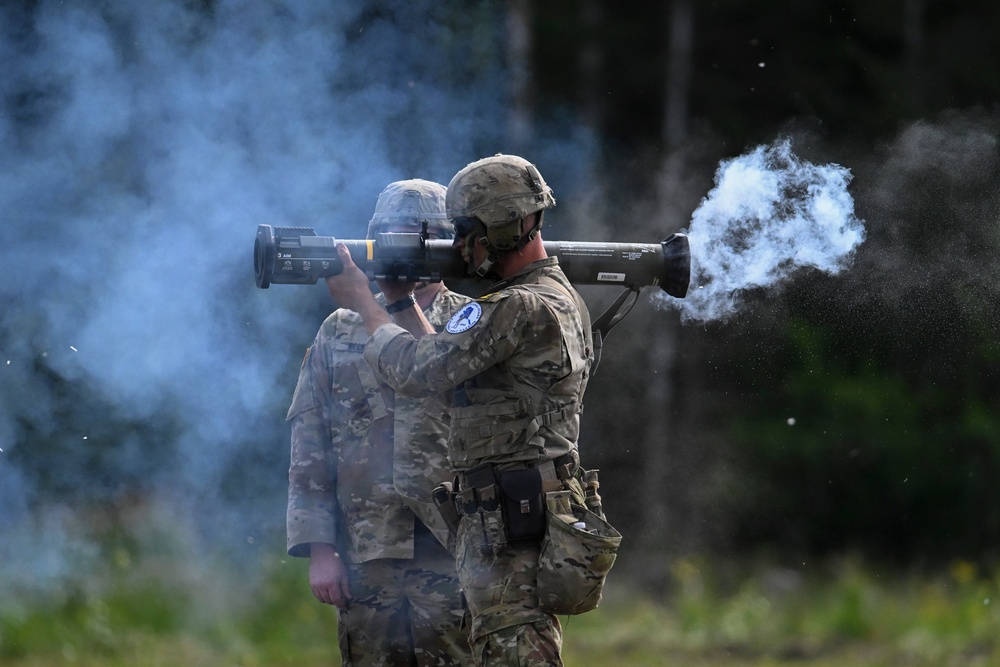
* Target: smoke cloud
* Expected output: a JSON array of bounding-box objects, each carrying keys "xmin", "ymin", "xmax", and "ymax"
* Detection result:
[
  {"xmin": 0, "ymin": 0, "xmax": 599, "ymax": 593},
  {"xmin": 667, "ymin": 139, "xmax": 867, "ymax": 322}
]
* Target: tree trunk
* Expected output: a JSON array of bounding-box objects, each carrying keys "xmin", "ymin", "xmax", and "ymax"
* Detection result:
[
  {"xmin": 579, "ymin": 0, "xmax": 604, "ymax": 134},
  {"xmin": 639, "ymin": 0, "xmax": 695, "ymax": 593},
  {"xmin": 569, "ymin": 0, "xmax": 609, "ymax": 237},
  {"xmin": 903, "ymin": 0, "xmax": 926, "ymax": 115},
  {"xmin": 506, "ymin": 0, "xmax": 533, "ymax": 152},
  {"xmin": 663, "ymin": 0, "xmax": 693, "ymax": 151}
]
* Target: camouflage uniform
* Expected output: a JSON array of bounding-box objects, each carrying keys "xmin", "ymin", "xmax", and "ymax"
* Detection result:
[
  {"xmin": 364, "ymin": 259, "xmax": 593, "ymax": 667},
  {"xmin": 287, "ymin": 287, "xmax": 472, "ymax": 667}
]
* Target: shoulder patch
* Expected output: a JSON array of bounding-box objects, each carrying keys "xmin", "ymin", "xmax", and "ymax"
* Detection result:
[{"xmin": 446, "ymin": 302, "xmax": 483, "ymax": 334}]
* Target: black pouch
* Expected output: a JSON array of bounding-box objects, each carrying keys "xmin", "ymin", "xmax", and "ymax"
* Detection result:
[{"xmin": 497, "ymin": 467, "xmax": 545, "ymax": 543}]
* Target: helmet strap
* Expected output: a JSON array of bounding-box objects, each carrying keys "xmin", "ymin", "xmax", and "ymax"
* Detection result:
[
  {"xmin": 511, "ymin": 210, "xmax": 542, "ymax": 253},
  {"xmin": 473, "ymin": 236, "xmax": 498, "ymax": 277}
]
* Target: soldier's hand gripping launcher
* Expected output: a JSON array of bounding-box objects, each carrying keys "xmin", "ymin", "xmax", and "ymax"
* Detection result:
[{"xmin": 253, "ymin": 224, "xmax": 691, "ymax": 298}]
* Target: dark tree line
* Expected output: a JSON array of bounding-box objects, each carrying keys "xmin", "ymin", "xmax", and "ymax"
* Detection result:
[{"xmin": 515, "ymin": 0, "xmax": 1000, "ymax": 582}]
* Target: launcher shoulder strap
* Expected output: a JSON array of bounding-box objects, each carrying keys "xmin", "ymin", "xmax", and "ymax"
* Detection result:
[{"xmin": 588, "ymin": 287, "xmax": 640, "ymax": 374}]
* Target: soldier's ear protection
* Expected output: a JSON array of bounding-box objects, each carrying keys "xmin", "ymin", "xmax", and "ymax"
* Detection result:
[
  {"xmin": 451, "ymin": 213, "xmax": 540, "ymax": 256},
  {"xmin": 485, "ymin": 211, "xmax": 543, "ymax": 252}
]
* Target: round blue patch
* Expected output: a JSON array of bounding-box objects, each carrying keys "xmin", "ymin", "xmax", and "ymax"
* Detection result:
[{"xmin": 446, "ymin": 302, "xmax": 483, "ymax": 334}]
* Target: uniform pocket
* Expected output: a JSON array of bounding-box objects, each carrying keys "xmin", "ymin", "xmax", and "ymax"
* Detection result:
[
  {"xmin": 536, "ymin": 490, "xmax": 622, "ymax": 615},
  {"xmin": 332, "ymin": 358, "xmax": 390, "ymax": 437},
  {"xmin": 448, "ymin": 399, "xmax": 543, "ymax": 466}
]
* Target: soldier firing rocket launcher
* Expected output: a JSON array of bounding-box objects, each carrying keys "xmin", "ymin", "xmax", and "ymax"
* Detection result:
[{"xmin": 253, "ymin": 224, "xmax": 691, "ymax": 298}]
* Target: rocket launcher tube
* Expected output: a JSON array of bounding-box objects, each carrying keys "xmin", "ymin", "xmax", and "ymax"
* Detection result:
[{"xmin": 253, "ymin": 224, "xmax": 690, "ymax": 298}]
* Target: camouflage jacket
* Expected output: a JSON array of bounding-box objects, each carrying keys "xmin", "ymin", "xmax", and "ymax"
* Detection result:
[
  {"xmin": 365, "ymin": 258, "xmax": 594, "ymax": 471},
  {"xmin": 286, "ymin": 287, "xmax": 468, "ymax": 562}
]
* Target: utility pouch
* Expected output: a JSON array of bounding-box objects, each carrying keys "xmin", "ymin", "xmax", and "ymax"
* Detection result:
[
  {"xmin": 463, "ymin": 464, "xmax": 506, "ymax": 556},
  {"xmin": 497, "ymin": 467, "xmax": 545, "ymax": 544},
  {"xmin": 582, "ymin": 468, "xmax": 604, "ymax": 518},
  {"xmin": 432, "ymin": 482, "xmax": 460, "ymax": 536},
  {"xmin": 536, "ymin": 490, "xmax": 622, "ymax": 616}
]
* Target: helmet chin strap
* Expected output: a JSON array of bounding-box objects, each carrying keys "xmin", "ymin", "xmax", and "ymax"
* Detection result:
[
  {"xmin": 507, "ymin": 211, "xmax": 542, "ymax": 255},
  {"xmin": 473, "ymin": 236, "xmax": 497, "ymax": 278}
]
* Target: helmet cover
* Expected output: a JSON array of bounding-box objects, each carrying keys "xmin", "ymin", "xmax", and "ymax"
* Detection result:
[
  {"xmin": 446, "ymin": 154, "xmax": 555, "ymax": 250},
  {"xmin": 367, "ymin": 179, "xmax": 453, "ymax": 239}
]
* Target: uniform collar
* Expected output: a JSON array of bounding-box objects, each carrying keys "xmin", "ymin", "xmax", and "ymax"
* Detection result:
[
  {"xmin": 504, "ymin": 256, "xmax": 560, "ymax": 283},
  {"xmin": 481, "ymin": 257, "xmax": 561, "ymax": 293}
]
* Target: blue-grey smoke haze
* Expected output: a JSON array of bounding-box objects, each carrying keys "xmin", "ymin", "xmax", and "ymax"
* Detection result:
[{"xmin": 0, "ymin": 0, "xmax": 551, "ymax": 590}]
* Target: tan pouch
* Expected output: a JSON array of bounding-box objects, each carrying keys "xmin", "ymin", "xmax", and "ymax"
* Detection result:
[{"xmin": 536, "ymin": 490, "xmax": 622, "ymax": 615}]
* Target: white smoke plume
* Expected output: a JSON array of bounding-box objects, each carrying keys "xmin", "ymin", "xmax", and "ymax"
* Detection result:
[{"xmin": 667, "ymin": 139, "xmax": 867, "ymax": 322}]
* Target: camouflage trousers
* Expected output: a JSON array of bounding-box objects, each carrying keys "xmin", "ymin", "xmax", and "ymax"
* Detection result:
[
  {"xmin": 339, "ymin": 522, "xmax": 471, "ymax": 667},
  {"xmin": 456, "ymin": 517, "xmax": 563, "ymax": 667}
]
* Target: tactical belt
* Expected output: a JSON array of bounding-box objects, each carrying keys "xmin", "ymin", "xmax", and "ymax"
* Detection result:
[
  {"xmin": 454, "ymin": 452, "xmax": 576, "ymax": 516},
  {"xmin": 433, "ymin": 453, "xmax": 580, "ymax": 553},
  {"xmin": 456, "ymin": 455, "xmax": 576, "ymax": 553}
]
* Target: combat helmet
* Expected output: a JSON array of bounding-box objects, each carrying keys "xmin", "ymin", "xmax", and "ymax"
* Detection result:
[
  {"xmin": 446, "ymin": 154, "xmax": 555, "ymax": 276},
  {"xmin": 367, "ymin": 179, "xmax": 454, "ymax": 240}
]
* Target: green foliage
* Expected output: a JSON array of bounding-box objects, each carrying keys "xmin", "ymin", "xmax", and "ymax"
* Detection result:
[
  {"xmin": 0, "ymin": 525, "xmax": 340, "ymax": 667},
  {"xmin": 2, "ymin": 508, "xmax": 997, "ymax": 667},
  {"xmin": 720, "ymin": 306, "xmax": 1000, "ymax": 562},
  {"xmin": 563, "ymin": 555, "xmax": 1000, "ymax": 666}
]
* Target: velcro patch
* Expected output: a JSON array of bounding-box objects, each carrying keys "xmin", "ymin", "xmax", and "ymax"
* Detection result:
[{"xmin": 446, "ymin": 302, "xmax": 483, "ymax": 333}]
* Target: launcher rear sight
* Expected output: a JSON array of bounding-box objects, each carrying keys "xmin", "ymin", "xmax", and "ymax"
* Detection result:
[{"xmin": 253, "ymin": 224, "xmax": 690, "ymax": 298}]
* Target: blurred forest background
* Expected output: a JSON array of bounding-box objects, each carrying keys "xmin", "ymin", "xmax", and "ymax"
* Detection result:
[{"xmin": 2, "ymin": 0, "xmax": 1000, "ymax": 662}]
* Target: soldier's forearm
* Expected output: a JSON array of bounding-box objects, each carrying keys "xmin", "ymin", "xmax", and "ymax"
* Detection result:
[{"xmin": 354, "ymin": 295, "xmax": 393, "ymax": 336}]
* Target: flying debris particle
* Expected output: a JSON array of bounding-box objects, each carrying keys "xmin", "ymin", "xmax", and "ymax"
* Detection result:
[
  {"xmin": 787, "ymin": 417, "xmax": 796, "ymax": 426},
  {"xmin": 83, "ymin": 436, "xmax": 88, "ymax": 440},
  {"xmin": 247, "ymin": 536, "xmax": 255, "ymax": 544},
  {"xmin": 758, "ymin": 62, "xmax": 766, "ymax": 68},
  {"xmin": 70, "ymin": 346, "xmax": 78, "ymax": 352}
]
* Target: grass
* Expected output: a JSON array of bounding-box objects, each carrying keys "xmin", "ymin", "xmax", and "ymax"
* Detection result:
[
  {"xmin": 560, "ymin": 557, "xmax": 1000, "ymax": 666},
  {"xmin": 1, "ymin": 527, "xmax": 998, "ymax": 666}
]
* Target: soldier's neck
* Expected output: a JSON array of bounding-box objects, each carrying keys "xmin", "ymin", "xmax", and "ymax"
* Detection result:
[{"xmin": 496, "ymin": 234, "xmax": 547, "ymax": 279}]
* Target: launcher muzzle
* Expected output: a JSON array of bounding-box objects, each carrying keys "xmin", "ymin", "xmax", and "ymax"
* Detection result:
[{"xmin": 253, "ymin": 224, "xmax": 690, "ymax": 298}]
